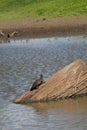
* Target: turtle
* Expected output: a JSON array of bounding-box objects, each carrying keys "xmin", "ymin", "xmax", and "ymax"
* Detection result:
[{"xmin": 30, "ymin": 74, "xmax": 44, "ymax": 91}]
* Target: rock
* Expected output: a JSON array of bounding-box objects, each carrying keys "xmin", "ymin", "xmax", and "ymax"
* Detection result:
[{"xmin": 14, "ymin": 59, "xmax": 87, "ymax": 104}]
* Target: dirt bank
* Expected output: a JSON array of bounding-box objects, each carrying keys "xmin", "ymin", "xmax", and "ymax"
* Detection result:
[{"xmin": 0, "ymin": 16, "xmax": 87, "ymax": 39}]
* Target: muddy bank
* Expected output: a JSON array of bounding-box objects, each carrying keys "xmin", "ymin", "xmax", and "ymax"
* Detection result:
[{"xmin": 0, "ymin": 16, "xmax": 87, "ymax": 39}]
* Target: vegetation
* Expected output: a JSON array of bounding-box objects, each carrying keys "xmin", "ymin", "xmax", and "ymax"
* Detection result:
[{"xmin": 0, "ymin": 0, "xmax": 87, "ymax": 19}]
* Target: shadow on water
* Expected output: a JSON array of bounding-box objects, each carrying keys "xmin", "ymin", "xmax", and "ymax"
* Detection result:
[{"xmin": 0, "ymin": 35, "xmax": 87, "ymax": 130}]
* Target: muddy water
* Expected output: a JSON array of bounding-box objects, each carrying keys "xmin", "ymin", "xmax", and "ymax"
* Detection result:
[{"xmin": 0, "ymin": 36, "xmax": 87, "ymax": 130}]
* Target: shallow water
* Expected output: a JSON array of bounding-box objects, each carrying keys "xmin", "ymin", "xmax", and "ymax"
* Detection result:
[{"xmin": 0, "ymin": 36, "xmax": 87, "ymax": 130}]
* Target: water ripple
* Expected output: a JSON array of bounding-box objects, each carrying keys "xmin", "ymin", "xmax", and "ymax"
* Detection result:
[{"xmin": 0, "ymin": 36, "xmax": 87, "ymax": 130}]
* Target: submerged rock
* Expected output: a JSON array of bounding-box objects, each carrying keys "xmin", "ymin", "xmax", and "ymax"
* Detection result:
[{"xmin": 14, "ymin": 59, "xmax": 87, "ymax": 104}]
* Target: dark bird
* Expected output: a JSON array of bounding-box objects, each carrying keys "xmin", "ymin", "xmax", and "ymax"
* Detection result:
[
  {"xmin": 0, "ymin": 30, "xmax": 18, "ymax": 38},
  {"xmin": 30, "ymin": 74, "xmax": 44, "ymax": 91}
]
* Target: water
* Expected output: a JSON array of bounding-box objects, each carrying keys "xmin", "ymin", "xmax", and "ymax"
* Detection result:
[{"xmin": 0, "ymin": 36, "xmax": 87, "ymax": 130}]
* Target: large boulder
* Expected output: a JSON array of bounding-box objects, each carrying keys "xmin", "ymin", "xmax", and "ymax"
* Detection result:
[{"xmin": 14, "ymin": 59, "xmax": 87, "ymax": 104}]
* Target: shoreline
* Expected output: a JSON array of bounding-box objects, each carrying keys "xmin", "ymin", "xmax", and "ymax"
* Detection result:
[{"xmin": 0, "ymin": 16, "xmax": 87, "ymax": 39}]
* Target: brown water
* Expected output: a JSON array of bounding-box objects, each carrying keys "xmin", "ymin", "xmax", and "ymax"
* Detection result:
[{"xmin": 0, "ymin": 36, "xmax": 87, "ymax": 130}]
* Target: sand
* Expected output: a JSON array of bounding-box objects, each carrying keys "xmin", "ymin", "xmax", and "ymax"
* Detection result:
[{"xmin": 0, "ymin": 16, "xmax": 87, "ymax": 39}]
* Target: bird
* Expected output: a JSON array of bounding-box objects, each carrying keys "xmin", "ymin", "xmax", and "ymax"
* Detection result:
[
  {"xmin": 30, "ymin": 74, "xmax": 44, "ymax": 91},
  {"xmin": 0, "ymin": 30, "xmax": 18, "ymax": 39}
]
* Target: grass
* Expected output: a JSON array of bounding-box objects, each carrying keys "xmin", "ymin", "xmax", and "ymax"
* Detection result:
[{"xmin": 0, "ymin": 0, "xmax": 87, "ymax": 20}]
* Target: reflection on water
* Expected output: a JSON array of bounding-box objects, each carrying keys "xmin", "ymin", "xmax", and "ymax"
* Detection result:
[
  {"xmin": 0, "ymin": 35, "xmax": 87, "ymax": 130},
  {"xmin": 0, "ymin": 97, "xmax": 87, "ymax": 130},
  {"xmin": 30, "ymin": 96, "xmax": 87, "ymax": 112}
]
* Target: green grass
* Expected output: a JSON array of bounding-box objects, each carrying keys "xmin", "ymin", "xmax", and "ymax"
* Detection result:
[{"xmin": 0, "ymin": 0, "xmax": 87, "ymax": 20}]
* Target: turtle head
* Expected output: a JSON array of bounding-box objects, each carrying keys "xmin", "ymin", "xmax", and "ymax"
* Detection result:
[{"xmin": 40, "ymin": 74, "xmax": 43, "ymax": 80}]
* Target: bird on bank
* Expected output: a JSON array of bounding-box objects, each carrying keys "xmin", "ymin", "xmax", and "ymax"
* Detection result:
[
  {"xmin": 30, "ymin": 74, "xmax": 44, "ymax": 91},
  {"xmin": 0, "ymin": 30, "xmax": 18, "ymax": 39}
]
